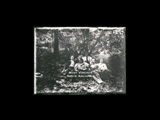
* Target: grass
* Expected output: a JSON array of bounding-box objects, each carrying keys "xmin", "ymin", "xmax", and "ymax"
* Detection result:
[{"xmin": 36, "ymin": 76, "xmax": 124, "ymax": 94}]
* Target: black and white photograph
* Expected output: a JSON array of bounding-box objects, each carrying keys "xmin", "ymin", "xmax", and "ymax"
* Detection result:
[{"xmin": 34, "ymin": 27, "xmax": 126, "ymax": 95}]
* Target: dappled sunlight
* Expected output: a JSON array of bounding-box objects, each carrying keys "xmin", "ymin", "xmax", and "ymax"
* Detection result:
[{"xmin": 35, "ymin": 27, "xmax": 126, "ymax": 94}]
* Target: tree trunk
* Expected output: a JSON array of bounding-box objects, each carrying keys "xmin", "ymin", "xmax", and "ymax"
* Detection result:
[
  {"xmin": 85, "ymin": 29, "xmax": 89, "ymax": 61},
  {"xmin": 53, "ymin": 29, "xmax": 59, "ymax": 67},
  {"xmin": 51, "ymin": 30, "xmax": 54, "ymax": 52}
]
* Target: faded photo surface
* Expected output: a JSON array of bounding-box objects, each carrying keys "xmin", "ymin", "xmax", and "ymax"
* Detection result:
[{"xmin": 34, "ymin": 27, "xmax": 126, "ymax": 94}]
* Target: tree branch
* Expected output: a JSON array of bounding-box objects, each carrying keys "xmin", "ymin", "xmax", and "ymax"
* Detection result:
[{"xmin": 89, "ymin": 30, "xmax": 105, "ymax": 55}]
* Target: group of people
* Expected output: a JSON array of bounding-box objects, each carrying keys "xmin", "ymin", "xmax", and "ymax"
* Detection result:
[
  {"xmin": 61, "ymin": 44, "xmax": 110, "ymax": 83},
  {"xmin": 62, "ymin": 54, "xmax": 110, "ymax": 83},
  {"xmin": 64, "ymin": 55, "xmax": 109, "ymax": 72}
]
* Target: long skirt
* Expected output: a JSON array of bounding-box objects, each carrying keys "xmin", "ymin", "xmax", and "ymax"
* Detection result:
[{"xmin": 92, "ymin": 71, "xmax": 103, "ymax": 84}]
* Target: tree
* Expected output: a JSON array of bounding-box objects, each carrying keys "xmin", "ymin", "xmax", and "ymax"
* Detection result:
[{"xmin": 53, "ymin": 29, "xmax": 59, "ymax": 67}]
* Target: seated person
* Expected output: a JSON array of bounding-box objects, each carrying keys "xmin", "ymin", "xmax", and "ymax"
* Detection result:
[
  {"xmin": 97, "ymin": 58, "xmax": 109, "ymax": 72},
  {"xmin": 74, "ymin": 57, "xmax": 89, "ymax": 72},
  {"xmin": 75, "ymin": 55, "xmax": 83, "ymax": 64},
  {"xmin": 82, "ymin": 56, "xmax": 92, "ymax": 65},
  {"xmin": 68, "ymin": 55, "xmax": 75, "ymax": 71},
  {"xmin": 62, "ymin": 55, "xmax": 75, "ymax": 73},
  {"xmin": 90, "ymin": 58, "xmax": 103, "ymax": 83},
  {"xmin": 81, "ymin": 58, "xmax": 89, "ymax": 71},
  {"xmin": 90, "ymin": 59, "xmax": 98, "ymax": 71},
  {"xmin": 97, "ymin": 58, "xmax": 110, "ymax": 81}
]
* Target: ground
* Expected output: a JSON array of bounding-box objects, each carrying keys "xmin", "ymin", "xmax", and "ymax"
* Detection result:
[
  {"xmin": 36, "ymin": 76, "xmax": 124, "ymax": 94},
  {"xmin": 36, "ymin": 56, "xmax": 125, "ymax": 94}
]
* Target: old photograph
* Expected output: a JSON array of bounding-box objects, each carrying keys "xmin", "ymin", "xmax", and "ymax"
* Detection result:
[{"xmin": 34, "ymin": 27, "xmax": 126, "ymax": 95}]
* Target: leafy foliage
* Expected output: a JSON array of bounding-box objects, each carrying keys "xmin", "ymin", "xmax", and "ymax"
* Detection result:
[{"xmin": 35, "ymin": 28, "xmax": 125, "ymax": 93}]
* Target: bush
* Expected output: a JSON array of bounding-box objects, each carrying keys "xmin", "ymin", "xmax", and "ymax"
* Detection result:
[{"xmin": 108, "ymin": 54, "xmax": 125, "ymax": 87}]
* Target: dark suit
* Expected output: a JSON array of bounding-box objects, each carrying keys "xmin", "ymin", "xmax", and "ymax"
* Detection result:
[{"xmin": 62, "ymin": 48, "xmax": 74, "ymax": 69}]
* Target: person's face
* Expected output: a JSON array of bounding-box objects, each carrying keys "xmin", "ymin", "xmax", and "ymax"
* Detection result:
[{"xmin": 70, "ymin": 56, "xmax": 74, "ymax": 60}]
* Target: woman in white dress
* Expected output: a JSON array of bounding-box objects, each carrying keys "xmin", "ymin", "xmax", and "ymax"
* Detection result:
[
  {"xmin": 97, "ymin": 58, "xmax": 110, "ymax": 81},
  {"xmin": 97, "ymin": 59, "xmax": 109, "ymax": 72},
  {"xmin": 90, "ymin": 59, "xmax": 103, "ymax": 84}
]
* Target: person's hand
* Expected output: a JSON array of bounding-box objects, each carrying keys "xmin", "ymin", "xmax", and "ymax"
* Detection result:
[{"xmin": 61, "ymin": 69, "xmax": 65, "ymax": 73}]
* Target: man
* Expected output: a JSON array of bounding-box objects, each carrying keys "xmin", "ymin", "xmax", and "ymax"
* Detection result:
[{"xmin": 62, "ymin": 55, "xmax": 75, "ymax": 73}]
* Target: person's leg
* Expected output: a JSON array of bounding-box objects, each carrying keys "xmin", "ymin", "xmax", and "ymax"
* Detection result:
[{"xmin": 92, "ymin": 71, "xmax": 103, "ymax": 83}]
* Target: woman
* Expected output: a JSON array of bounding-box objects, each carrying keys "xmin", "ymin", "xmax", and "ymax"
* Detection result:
[
  {"xmin": 90, "ymin": 59, "xmax": 103, "ymax": 84},
  {"xmin": 97, "ymin": 58, "xmax": 110, "ymax": 81},
  {"xmin": 97, "ymin": 59, "xmax": 109, "ymax": 72}
]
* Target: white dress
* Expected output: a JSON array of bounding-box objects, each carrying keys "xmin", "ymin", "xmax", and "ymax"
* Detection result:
[
  {"xmin": 97, "ymin": 63, "xmax": 108, "ymax": 71},
  {"xmin": 69, "ymin": 60, "xmax": 75, "ymax": 67},
  {"xmin": 74, "ymin": 62, "xmax": 89, "ymax": 71}
]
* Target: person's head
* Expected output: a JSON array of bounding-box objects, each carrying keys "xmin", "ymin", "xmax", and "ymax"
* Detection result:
[
  {"xmin": 78, "ymin": 55, "xmax": 82, "ymax": 60},
  {"xmin": 82, "ymin": 58, "xmax": 86, "ymax": 63},
  {"xmin": 92, "ymin": 59, "xmax": 95, "ymax": 63},
  {"xmin": 100, "ymin": 58, "xmax": 103, "ymax": 63},
  {"xmin": 70, "ymin": 55, "xmax": 74, "ymax": 60}
]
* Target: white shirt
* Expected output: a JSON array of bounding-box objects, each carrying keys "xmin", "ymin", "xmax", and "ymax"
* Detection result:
[
  {"xmin": 69, "ymin": 60, "xmax": 75, "ymax": 67},
  {"xmin": 97, "ymin": 63, "xmax": 108, "ymax": 71}
]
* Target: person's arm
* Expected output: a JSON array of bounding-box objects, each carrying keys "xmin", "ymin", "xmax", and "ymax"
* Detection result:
[
  {"xmin": 74, "ymin": 64, "xmax": 78, "ymax": 71},
  {"xmin": 101, "ymin": 64, "xmax": 110, "ymax": 71},
  {"xmin": 102, "ymin": 64, "xmax": 107, "ymax": 70}
]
